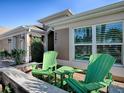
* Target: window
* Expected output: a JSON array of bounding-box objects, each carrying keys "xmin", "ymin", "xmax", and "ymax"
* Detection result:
[
  {"xmin": 75, "ymin": 45, "xmax": 92, "ymax": 60},
  {"xmin": 73, "ymin": 21, "xmax": 123, "ymax": 64},
  {"xmin": 96, "ymin": 22, "xmax": 123, "ymax": 64},
  {"xmin": 74, "ymin": 27, "xmax": 92, "ymax": 60},
  {"xmin": 97, "ymin": 45, "xmax": 122, "ymax": 64},
  {"xmin": 96, "ymin": 22, "xmax": 122, "ymax": 43},
  {"xmin": 74, "ymin": 27, "xmax": 92, "ymax": 43}
]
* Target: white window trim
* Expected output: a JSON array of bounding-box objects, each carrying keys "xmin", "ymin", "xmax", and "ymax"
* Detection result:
[
  {"xmin": 122, "ymin": 20, "xmax": 124, "ymax": 65},
  {"xmin": 92, "ymin": 25, "xmax": 96, "ymax": 54},
  {"xmin": 96, "ymin": 43, "xmax": 123, "ymax": 45},
  {"xmin": 73, "ymin": 26, "xmax": 92, "ymax": 61}
]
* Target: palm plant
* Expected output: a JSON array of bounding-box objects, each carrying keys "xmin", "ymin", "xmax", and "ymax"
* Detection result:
[{"xmin": 11, "ymin": 49, "xmax": 25, "ymax": 65}]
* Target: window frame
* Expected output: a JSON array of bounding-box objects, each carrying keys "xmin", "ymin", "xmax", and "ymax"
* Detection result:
[{"xmin": 73, "ymin": 26, "xmax": 93, "ymax": 61}]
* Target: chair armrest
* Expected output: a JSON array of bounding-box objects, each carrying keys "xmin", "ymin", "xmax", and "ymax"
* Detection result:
[
  {"xmin": 84, "ymin": 81, "xmax": 107, "ymax": 91},
  {"xmin": 48, "ymin": 65, "xmax": 56, "ymax": 72},
  {"xmin": 54, "ymin": 70, "xmax": 62, "ymax": 75},
  {"xmin": 32, "ymin": 64, "xmax": 37, "ymax": 69},
  {"xmin": 74, "ymin": 69, "xmax": 83, "ymax": 73},
  {"xmin": 106, "ymin": 73, "xmax": 112, "ymax": 80},
  {"xmin": 66, "ymin": 78, "xmax": 107, "ymax": 93},
  {"xmin": 104, "ymin": 73, "xmax": 113, "ymax": 86},
  {"xmin": 31, "ymin": 63, "xmax": 43, "ymax": 69},
  {"xmin": 85, "ymin": 73, "xmax": 113, "ymax": 91},
  {"xmin": 83, "ymin": 69, "xmax": 87, "ymax": 74}
]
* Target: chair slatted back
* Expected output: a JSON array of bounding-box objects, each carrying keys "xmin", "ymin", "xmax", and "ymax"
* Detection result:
[
  {"xmin": 42, "ymin": 51, "xmax": 58, "ymax": 70},
  {"xmin": 84, "ymin": 54, "xmax": 116, "ymax": 83}
]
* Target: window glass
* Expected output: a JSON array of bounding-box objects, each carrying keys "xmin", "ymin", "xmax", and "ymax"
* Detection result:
[
  {"xmin": 74, "ymin": 27, "xmax": 92, "ymax": 44},
  {"xmin": 97, "ymin": 45, "xmax": 122, "ymax": 64},
  {"xmin": 96, "ymin": 22, "xmax": 122, "ymax": 43},
  {"xmin": 75, "ymin": 45, "xmax": 92, "ymax": 60}
]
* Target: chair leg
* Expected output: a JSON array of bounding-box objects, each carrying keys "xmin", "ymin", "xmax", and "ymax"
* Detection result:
[
  {"xmin": 61, "ymin": 74, "xmax": 64, "ymax": 88},
  {"xmin": 107, "ymin": 86, "xmax": 109, "ymax": 93},
  {"xmin": 54, "ymin": 73, "xmax": 57, "ymax": 86},
  {"xmin": 48, "ymin": 75, "xmax": 51, "ymax": 83}
]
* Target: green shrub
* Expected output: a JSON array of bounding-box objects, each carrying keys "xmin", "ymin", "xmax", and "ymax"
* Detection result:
[
  {"xmin": 3, "ymin": 83, "xmax": 15, "ymax": 93},
  {"xmin": 11, "ymin": 49, "xmax": 25, "ymax": 65}
]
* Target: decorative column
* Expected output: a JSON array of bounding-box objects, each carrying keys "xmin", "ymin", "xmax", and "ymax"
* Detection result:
[{"xmin": 25, "ymin": 33, "xmax": 30, "ymax": 63}]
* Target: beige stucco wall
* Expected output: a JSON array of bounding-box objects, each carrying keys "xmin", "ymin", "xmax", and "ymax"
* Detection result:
[
  {"xmin": 0, "ymin": 40, "xmax": 2, "ymax": 50},
  {"xmin": 0, "ymin": 38, "xmax": 9, "ymax": 51},
  {"xmin": 54, "ymin": 28, "xmax": 69, "ymax": 60}
]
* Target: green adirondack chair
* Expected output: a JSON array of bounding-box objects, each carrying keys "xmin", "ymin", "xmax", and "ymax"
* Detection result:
[
  {"xmin": 32, "ymin": 51, "xmax": 58, "ymax": 81},
  {"xmin": 65, "ymin": 54, "xmax": 116, "ymax": 93}
]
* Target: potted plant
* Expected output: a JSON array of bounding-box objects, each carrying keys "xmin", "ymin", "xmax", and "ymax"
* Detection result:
[{"xmin": 11, "ymin": 49, "xmax": 25, "ymax": 65}]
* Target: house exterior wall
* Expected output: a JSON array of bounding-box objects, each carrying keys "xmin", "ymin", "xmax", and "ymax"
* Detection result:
[
  {"xmin": 54, "ymin": 28, "xmax": 69, "ymax": 60},
  {"xmin": 0, "ymin": 38, "xmax": 9, "ymax": 51},
  {"xmin": 53, "ymin": 10, "xmax": 124, "ymax": 79},
  {"xmin": 0, "ymin": 40, "xmax": 2, "ymax": 50}
]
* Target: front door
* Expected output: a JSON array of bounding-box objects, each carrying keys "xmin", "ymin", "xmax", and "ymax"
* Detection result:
[{"xmin": 48, "ymin": 31, "xmax": 54, "ymax": 51}]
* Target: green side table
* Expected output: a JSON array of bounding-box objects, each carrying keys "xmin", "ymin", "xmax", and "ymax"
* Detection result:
[{"xmin": 54, "ymin": 66, "xmax": 75, "ymax": 88}]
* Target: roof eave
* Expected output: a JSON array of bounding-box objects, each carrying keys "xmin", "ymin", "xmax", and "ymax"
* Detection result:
[
  {"xmin": 46, "ymin": 1, "xmax": 124, "ymax": 27},
  {"xmin": 38, "ymin": 9, "xmax": 73, "ymax": 23}
]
